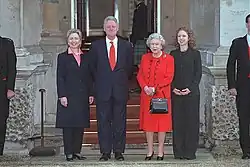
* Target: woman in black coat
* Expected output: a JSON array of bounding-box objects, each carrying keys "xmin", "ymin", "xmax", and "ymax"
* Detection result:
[
  {"xmin": 170, "ymin": 27, "xmax": 202, "ymax": 160},
  {"xmin": 56, "ymin": 29, "xmax": 94, "ymax": 161}
]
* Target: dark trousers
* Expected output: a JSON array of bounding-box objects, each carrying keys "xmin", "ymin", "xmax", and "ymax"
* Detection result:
[
  {"xmin": 237, "ymin": 80, "xmax": 250, "ymax": 154},
  {"xmin": 172, "ymin": 94, "xmax": 200, "ymax": 158},
  {"xmin": 0, "ymin": 118, "xmax": 7, "ymax": 155},
  {"xmin": 63, "ymin": 128, "xmax": 84, "ymax": 155},
  {"xmin": 0, "ymin": 83, "xmax": 8, "ymax": 155},
  {"xmin": 96, "ymin": 97, "xmax": 126, "ymax": 154}
]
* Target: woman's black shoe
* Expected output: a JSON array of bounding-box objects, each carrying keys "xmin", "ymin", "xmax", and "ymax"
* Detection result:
[
  {"xmin": 145, "ymin": 152, "xmax": 154, "ymax": 160},
  {"xmin": 73, "ymin": 153, "xmax": 87, "ymax": 160},
  {"xmin": 66, "ymin": 154, "xmax": 73, "ymax": 161},
  {"xmin": 157, "ymin": 154, "xmax": 164, "ymax": 160}
]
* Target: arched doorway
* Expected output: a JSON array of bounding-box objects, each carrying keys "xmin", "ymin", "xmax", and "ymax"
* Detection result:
[{"xmin": 75, "ymin": 0, "xmax": 168, "ymax": 146}]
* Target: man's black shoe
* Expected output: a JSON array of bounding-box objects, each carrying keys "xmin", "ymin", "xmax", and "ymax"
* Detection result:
[
  {"xmin": 99, "ymin": 153, "xmax": 111, "ymax": 161},
  {"xmin": 241, "ymin": 153, "xmax": 250, "ymax": 160},
  {"xmin": 115, "ymin": 152, "xmax": 124, "ymax": 161}
]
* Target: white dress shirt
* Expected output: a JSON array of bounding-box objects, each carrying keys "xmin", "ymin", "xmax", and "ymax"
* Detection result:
[
  {"xmin": 247, "ymin": 34, "xmax": 250, "ymax": 47},
  {"xmin": 106, "ymin": 36, "xmax": 118, "ymax": 62}
]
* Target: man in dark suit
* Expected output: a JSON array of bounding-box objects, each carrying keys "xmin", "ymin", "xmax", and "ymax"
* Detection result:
[
  {"xmin": 130, "ymin": 0, "xmax": 148, "ymax": 45},
  {"xmin": 227, "ymin": 14, "xmax": 250, "ymax": 159},
  {"xmin": 0, "ymin": 36, "xmax": 17, "ymax": 155},
  {"xmin": 88, "ymin": 16, "xmax": 133, "ymax": 161}
]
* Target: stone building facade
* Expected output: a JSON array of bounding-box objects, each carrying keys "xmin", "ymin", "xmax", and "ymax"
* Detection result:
[{"xmin": 0, "ymin": 0, "xmax": 248, "ymax": 154}]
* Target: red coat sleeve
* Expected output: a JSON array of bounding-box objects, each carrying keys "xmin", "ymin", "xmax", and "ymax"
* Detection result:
[
  {"xmin": 137, "ymin": 54, "xmax": 147, "ymax": 89},
  {"xmin": 157, "ymin": 55, "xmax": 174, "ymax": 89}
]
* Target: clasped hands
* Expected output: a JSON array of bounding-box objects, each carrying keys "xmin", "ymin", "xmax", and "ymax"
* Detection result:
[
  {"xmin": 173, "ymin": 88, "xmax": 191, "ymax": 96},
  {"xmin": 144, "ymin": 86, "xmax": 155, "ymax": 96},
  {"xmin": 60, "ymin": 96, "xmax": 94, "ymax": 107}
]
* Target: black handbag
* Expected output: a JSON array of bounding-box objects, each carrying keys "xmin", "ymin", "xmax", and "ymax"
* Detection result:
[{"xmin": 149, "ymin": 91, "xmax": 168, "ymax": 114}]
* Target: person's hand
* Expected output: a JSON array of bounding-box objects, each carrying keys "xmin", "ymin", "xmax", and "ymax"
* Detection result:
[
  {"xmin": 148, "ymin": 87, "xmax": 155, "ymax": 96},
  {"xmin": 60, "ymin": 97, "xmax": 68, "ymax": 107},
  {"xmin": 228, "ymin": 88, "xmax": 237, "ymax": 96},
  {"xmin": 144, "ymin": 86, "xmax": 151, "ymax": 95},
  {"xmin": 89, "ymin": 96, "xmax": 94, "ymax": 104},
  {"xmin": 173, "ymin": 88, "xmax": 182, "ymax": 95},
  {"xmin": 144, "ymin": 86, "xmax": 155, "ymax": 96},
  {"xmin": 7, "ymin": 90, "xmax": 15, "ymax": 99},
  {"xmin": 181, "ymin": 88, "xmax": 191, "ymax": 95}
]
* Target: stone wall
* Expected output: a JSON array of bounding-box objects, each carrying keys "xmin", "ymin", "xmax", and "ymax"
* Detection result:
[
  {"xmin": 7, "ymin": 79, "xmax": 36, "ymax": 144},
  {"xmin": 5, "ymin": 54, "xmax": 50, "ymax": 149},
  {"xmin": 205, "ymin": 85, "xmax": 240, "ymax": 155},
  {"xmin": 199, "ymin": 66, "xmax": 214, "ymax": 145}
]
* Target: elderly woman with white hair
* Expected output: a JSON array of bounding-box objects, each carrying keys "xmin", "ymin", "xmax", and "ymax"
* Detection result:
[{"xmin": 137, "ymin": 33, "xmax": 174, "ymax": 160}]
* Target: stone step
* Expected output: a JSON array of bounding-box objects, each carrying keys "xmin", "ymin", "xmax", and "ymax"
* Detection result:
[
  {"xmin": 83, "ymin": 131, "xmax": 173, "ymax": 144},
  {"xmin": 33, "ymin": 132, "xmax": 173, "ymax": 147}
]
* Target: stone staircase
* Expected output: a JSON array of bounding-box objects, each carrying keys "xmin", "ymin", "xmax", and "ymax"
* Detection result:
[
  {"xmin": 32, "ymin": 37, "xmax": 173, "ymax": 149},
  {"xmin": 84, "ymin": 94, "xmax": 144, "ymax": 145}
]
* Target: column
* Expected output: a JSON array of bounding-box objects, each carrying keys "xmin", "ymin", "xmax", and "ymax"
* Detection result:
[
  {"xmin": 211, "ymin": 0, "xmax": 250, "ymax": 85},
  {"xmin": 40, "ymin": 0, "xmax": 64, "ymax": 45},
  {"xmin": 207, "ymin": 0, "xmax": 250, "ymax": 155},
  {"xmin": 213, "ymin": 0, "xmax": 249, "ymax": 67},
  {"xmin": 0, "ymin": 0, "xmax": 21, "ymax": 47}
]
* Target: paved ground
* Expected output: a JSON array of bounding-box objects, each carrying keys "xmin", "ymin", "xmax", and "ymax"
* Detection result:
[{"xmin": 0, "ymin": 147, "xmax": 249, "ymax": 167}]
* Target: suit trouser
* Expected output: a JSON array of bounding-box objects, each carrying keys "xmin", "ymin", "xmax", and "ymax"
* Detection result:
[
  {"xmin": 63, "ymin": 128, "xmax": 84, "ymax": 155},
  {"xmin": 0, "ymin": 83, "xmax": 8, "ymax": 155},
  {"xmin": 96, "ymin": 97, "xmax": 127, "ymax": 154},
  {"xmin": 0, "ymin": 117, "xmax": 7, "ymax": 155},
  {"xmin": 237, "ymin": 80, "xmax": 250, "ymax": 154},
  {"xmin": 172, "ymin": 94, "xmax": 200, "ymax": 158}
]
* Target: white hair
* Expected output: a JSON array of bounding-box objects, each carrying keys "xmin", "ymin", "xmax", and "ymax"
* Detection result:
[
  {"xmin": 146, "ymin": 33, "xmax": 166, "ymax": 48},
  {"xmin": 103, "ymin": 16, "xmax": 118, "ymax": 25}
]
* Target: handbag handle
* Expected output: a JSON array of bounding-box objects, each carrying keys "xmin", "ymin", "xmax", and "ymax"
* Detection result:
[{"xmin": 152, "ymin": 88, "xmax": 166, "ymax": 99}]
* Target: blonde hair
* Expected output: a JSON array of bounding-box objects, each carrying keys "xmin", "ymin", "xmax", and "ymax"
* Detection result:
[{"xmin": 66, "ymin": 29, "xmax": 83, "ymax": 41}]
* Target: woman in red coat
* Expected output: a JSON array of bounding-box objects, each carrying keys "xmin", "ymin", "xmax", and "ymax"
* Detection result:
[{"xmin": 137, "ymin": 33, "xmax": 174, "ymax": 160}]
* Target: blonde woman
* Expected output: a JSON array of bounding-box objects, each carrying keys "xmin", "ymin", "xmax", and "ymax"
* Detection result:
[{"xmin": 56, "ymin": 29, "xmax": 94, "ymax": 161}]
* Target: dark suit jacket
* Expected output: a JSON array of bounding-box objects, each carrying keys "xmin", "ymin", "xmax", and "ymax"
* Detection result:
[
  {"xmin": 0, "ymin": 37, "xmax": 17, "ymax": 91},
  {"xmin": 170, "ymin": 48, "xmax": 202, "ymax": 95},
  {"xmin": 0, "ymin": 36, "xmax": 16, "ymax": 118},
  {"xmin": 56, "ymin": 50, "xmax": 92, "ymax": 128},
  {"xmin": 227, "ymin": 35, "xmax": 250, "ymax": 90},
  {"xmin": 88, "ymin": 38, "xmax": 133, "ymax": 102}
]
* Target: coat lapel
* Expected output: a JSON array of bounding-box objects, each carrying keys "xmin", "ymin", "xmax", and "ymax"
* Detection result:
[
  {"xmin": 101, "ymin": 39, "xmax": 111, "ymax": 68},
  {"xmin": 115, "ymin": 38, "xmax": 121, "ymax": 70},
  {"xmin": 243, "ymin": 35, "xmax": 249, "ymax": 59},
  {"xmin": 66, "ymin": 50, "xmax": 81, "ymax": 68}
]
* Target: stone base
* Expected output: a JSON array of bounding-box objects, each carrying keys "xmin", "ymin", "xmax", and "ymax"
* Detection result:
[
  {"xmin": 211, "ymin": 140, "xmax": 241, "ymax": 158},
  {"xmin": 208, "ymin": 66, "xmax": 227, "ymax": 86},
  {"xmin": 205, "ymin": 85, "xmax": 241, "ymax": 157},
  {"xmin": 213, "ymin": 46, "xmax": 229, "ymax": 67}
]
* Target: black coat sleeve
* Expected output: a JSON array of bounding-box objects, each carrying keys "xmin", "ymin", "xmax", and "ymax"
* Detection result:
[
  {"xmin": 6, "ymin": 39, "xmax": 17, "ymax": 91},
  {"xmin": 56, "ymin": 54, "xmax": 67, "ymax": 98},
  {"xmin": 169, "ymin": 50, "xmax": 176, "ymax": 90},
  {"xmin": 85, "ymin": 52, "xmax": 94, "ymax": 96},
  {"xmin": 188, "ymin": 50, "xmax": 202, "ymax": 92},
  {"xmin": 86, "ymin": 42, "xmax": 98, "ymax": 96},
  {"xmin": 126, "ymin": 42, "xmax": 134, "ymax": 79},
  {"xmin": 226, "ymin": 39, "xmax": 238, "ymax": 89}
]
